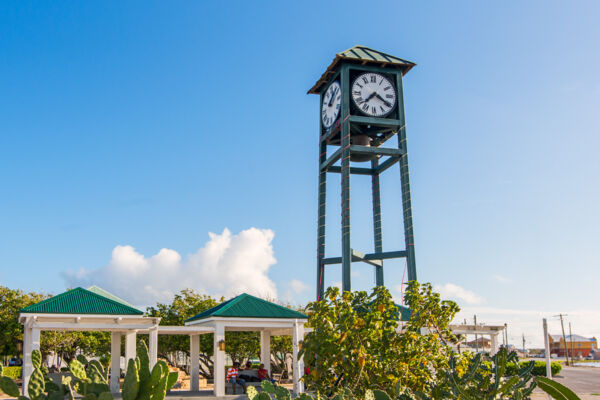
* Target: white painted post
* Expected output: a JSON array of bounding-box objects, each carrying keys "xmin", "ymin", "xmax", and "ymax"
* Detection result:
[
  {"xmin": 292, "ymin": 320, "xmax": 305, "ymax": 395},
  {"xmin": 213, "ymin": 324, "xmax": 225, "ymax": 397},
  {"xmin": 260, "ymin": 330, "xmax": 271, "ymax": 376},
  {"xmin": 22, "ymin": 323, "xmax": 32, "ymax": 395},
  {"xmin": 110, "ymin": 332, "xmax": 122, "ymax": 393},
  {"xmin": 125, "ymin": 332, "xmax": 137, "ymax": 363},
  {"xmin": 490, "ymin": 333, "xmax": 499, "ymax": 355},
  {"xmin": 190, "ymin": 334, "xmax": 200, "ymax": 392},
  {"xmin": 543, "ymin": 318, "xmax": 552, "ymax": 400},
  {"xmin": 149, "ymin": 328, "xmax": 158, "ymax": 369}
]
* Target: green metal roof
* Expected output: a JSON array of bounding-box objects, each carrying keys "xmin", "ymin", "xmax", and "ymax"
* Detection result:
[
  {"xmin": 395, "ymin": 304, "xmax": 412, "ymax": 322},
  {"xmin": 308, "ymin": 45, "xmax": 416, "ymax": 94},
  {"xmin": 186, "ymin": 293, "xmax": 308, "ymax": 323},
  {"xmin": 20, "ymin": 287, "xmax": 144, "ymax": 315},
  {"xmin": 87, "ymin": 285, "xmax": 136, "ymax": 308}
]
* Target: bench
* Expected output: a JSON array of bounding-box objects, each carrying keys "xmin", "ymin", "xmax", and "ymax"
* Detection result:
[{"xmin": 226, "ymin": 369, "xmax": 262, "ymax": 394}]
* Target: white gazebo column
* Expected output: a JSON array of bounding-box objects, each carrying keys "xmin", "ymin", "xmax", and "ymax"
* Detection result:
[
  {"xmin": 213, "ymin": 324, "xmax": 225, "ymax": 397},
  {"xmin": 190, "ymin": 334, "xmax": 200, "ymax": 392},
  {"xmin": 125, "ymin": 331, "xmax": 137, "ymax": 362},
  {"xmin": 149, "ymin": 328, "xmax": 158, "ymax": 368},
  {"xmin": 292, "ymin": 320, "xmax": 305, "ymax": 395},
  {"xmin": 22, "ymin": 325, "xmax": 40, "ymax": 395},
  {"xmin": 490, "ymin": 333, "xmax": 499, "ymax": 355},
  {"xmin": 110, "ymin": 332, "xmax": 122, "ymax": 393},
  {"xmin": 260, "ymin": 330, "xmax": 271, "ymax": 376}
]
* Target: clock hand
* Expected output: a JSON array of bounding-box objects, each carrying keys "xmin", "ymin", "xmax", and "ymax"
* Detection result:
[
  {"xmin": 374, "ymin": 92, "xmax": 392, "ymax": 108},
  {"xmin": 363, "ymin": 91, "xmax": 377, "ymax": 103},
  {"xmin": 328, "ymin": 87, "xmax": 337, "ymax": 106}
]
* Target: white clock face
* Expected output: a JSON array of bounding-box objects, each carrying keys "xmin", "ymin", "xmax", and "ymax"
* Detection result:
[
  {"xmin": 351, "ymin": 73, "xmax": 397, "ymax": 117},
  {"xmin": 321, "ymin": 81, "xmax": 341, "ymax": 129}
]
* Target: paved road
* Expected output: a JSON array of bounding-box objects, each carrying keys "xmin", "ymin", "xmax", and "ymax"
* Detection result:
[{"xmin": 532, "ymin": 366, "xmax": 600, "ymax": 397}]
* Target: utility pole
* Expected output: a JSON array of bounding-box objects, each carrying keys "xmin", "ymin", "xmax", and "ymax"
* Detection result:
[
  {"xmin": 555, "ymin": 314, "xmax": 570, "ymax": 366},
  {"xmin": 569, "ymin": 322, "xmax": 574, "ymax": 361},
  {"xmin": 474, "ymin": 315, "xmax": 479, "ymax": 353},
  {"xmin": 504, "ymin": 323, "xmax": 508, "ymax": 348},
  {"xmin": 522, "ymin": 333, "xmax": 526, "ymax": 355}
]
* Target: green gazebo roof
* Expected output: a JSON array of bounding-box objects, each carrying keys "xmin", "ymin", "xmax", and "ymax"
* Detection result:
[
  {"xmin": 186, "ymin": 293, "xmax": 308, "ymax": 323},
  {"xmin": 308, "ymin": 45, "xmax": 416, "ymax": 94},
  {"xmin": 395, "ymin": 304, "xmax": 412, "ymax": 322},
  {"xmin": 20, "ymin": 287, "xmax": 144, "ymax": 315}
]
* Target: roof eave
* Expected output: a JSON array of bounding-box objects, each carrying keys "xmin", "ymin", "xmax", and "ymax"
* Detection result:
[{"xmin": 307, "ymin": 56, "xmax": 416, "ymax": 95}]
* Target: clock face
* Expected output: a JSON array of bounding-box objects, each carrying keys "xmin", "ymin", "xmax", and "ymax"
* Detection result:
[
  {"xmin": 351, "ymin": 73, "xmax": 397, "ymax": 117},
  {"xmin": 321, "ymin": 81, "xmax": 341, "ymax": 129}
]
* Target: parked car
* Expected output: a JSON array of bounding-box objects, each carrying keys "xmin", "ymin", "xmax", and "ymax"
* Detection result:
[{"xmin": 8, "ymin": 357, "xmax": 23, "ymax": 366}]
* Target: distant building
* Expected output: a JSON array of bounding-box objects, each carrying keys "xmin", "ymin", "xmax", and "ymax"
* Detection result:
[
  {"xmin": 465, "ymin": 337, "xmax": 492, "ymax": 349},
  {"xmin": 549, "ymin": 334, "xmax": 598, "ymax": 358}
]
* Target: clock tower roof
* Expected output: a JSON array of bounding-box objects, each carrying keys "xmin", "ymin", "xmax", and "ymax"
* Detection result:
[{"xmin": 308, "ymin": 45, "xmax": 416, "ymax": 95}]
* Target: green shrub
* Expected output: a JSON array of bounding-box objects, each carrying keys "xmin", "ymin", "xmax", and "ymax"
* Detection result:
[
  {"xmin": 503, "ymin": 360, "xmax": 561, "ymax": 376},
  {"xmin": 2, "ymin": 366, "xmax": 22, "ymax": 380}
]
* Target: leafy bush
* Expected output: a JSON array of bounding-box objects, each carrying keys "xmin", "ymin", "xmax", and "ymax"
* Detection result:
[
  {"xmin": 1, "ymin": 366, "xmax": 21, "ymax": 380},
  {"xmin": 301, "ymin": 283, "xmax": 463, "ymax": 397},
  {"xmin": 504, "ymin": 360, "xmax": 562, "ymax": 377}
]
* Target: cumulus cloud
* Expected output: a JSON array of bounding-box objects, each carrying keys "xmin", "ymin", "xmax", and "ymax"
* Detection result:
[
  {"xmin": 289, "ymin": 279, "xmax": 308, "ymax": 294},
  {"xmin": 62, "ymin": 228, "xmax": 278, "ymax": 306},
  {"xmin": 434, "ymin": 283, "xmax": 484, "ymax": 305}
]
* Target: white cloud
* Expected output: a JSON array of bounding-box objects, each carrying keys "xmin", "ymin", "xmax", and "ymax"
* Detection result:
[
  {"xmin": 332, "ymin": 281, "xmax": 342, "ymax": 289},
  {"xmin": 492, "ymin": 274, "xmax": 511, "ymax": 283},
  {"xmin": 62, "ymin": 228, "xmax": 278, "ymax": 307},
  {"xmin": 289, "ymin": 279, "xmax": 308, "ymax": 294},
  {"xmin": 434, "ymin": 283, "xmax": 484, "ymax": 306}
]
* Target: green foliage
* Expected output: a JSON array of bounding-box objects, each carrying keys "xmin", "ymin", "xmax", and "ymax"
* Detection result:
[
  {"xmin": 502, "ymin": 360, "xmax": 562, "ymax": 377},
  {"xmin": 0, "ymin": 375, "xmax": 20, "ymax": 397},
  {"xmin": 69, "ymin": 359, "xmax": 89, "ymax": 382},
  {"xmin": 536, "ymin": 376, "xmax": 581, "ymax": 400},
  {"xmin": 2, "ymin": 366, "xmax": 22, "ymax": 380},
  {"xmin": 121, "ymin": 341, "xmax": 177, "ymax": 400},
  {"xmin": 437, "ymin": 348, "xmax": 537, "ymax": 400},
  {"xmin": 28, "ymin": 367, "xmax": 46, "ymax": 399},
  {"xmin": 0, "ymin": 287, "xmax": 48, "ymax": 357},
  {"xmin": 301, "ymin": 283, "xmax": 462, "ymax": 397}
]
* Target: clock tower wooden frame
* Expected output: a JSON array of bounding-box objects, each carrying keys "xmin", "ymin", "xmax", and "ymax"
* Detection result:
[{"xmin": 308, "ymin": 46, "xmax": 417, "ymax": 300}]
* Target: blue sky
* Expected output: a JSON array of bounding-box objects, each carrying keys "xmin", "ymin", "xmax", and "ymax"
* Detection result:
[{"xmin": 1, "ymin": 1, "xmax": 599, "ymax": 346}]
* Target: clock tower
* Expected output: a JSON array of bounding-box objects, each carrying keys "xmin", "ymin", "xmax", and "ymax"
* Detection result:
[{"xmin": 308, "ymin": 46, "xmax": 417, "ymax": 299}]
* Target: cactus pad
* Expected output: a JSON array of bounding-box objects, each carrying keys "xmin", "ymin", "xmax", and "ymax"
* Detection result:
[
  {"xmin": 28, "ymin": 368, "xmax": 45, "ymax": 399},
  {"xmin": 122, "ymin": 359, "xmax": 140, "ymax": 400},
  {"xmin": 0, "ymin": 376, "xmax": 20, "ymax": 397},
  {"xmin": 70, "ymin": 360, "xmax": 89, "ymax": 382},
  {"xmin": 98, "ymin": 392, "xmax": 114, "ymax": 400},
  {"xmin": 31, "ymin": 350, "xmax": 42, "ymax": 370},
  {"xmin": 246, "ymin": 386, "xmax": 259, "ymax": 400}
]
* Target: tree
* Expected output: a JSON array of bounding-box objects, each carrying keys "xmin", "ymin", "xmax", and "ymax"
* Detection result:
[
  {"xmin": 0, "ymin": 286, "xmax": 48, "ymax": 357},
  {"xmin": 146, "ymin": 289, "xmax": 221, "ymax": 378},
  {"xmin": 301, "ymin": 282, "xmax": 462, "ymax": 397}
]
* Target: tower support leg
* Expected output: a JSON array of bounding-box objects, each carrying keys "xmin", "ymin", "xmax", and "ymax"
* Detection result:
[
  {"xmin": 317, "ymin": 136, "xmax": 327, "ymax": 300},
  {"xmin": 396, "ymin": 74, "xmax": 417, "ymax": 282},
  {"xmin": 371, "ymin": 158, "xmax": 384, "ymax": 286},
  {"xmin": 340, "ymin": 65, "xmax": 352, "ymax": 292}
]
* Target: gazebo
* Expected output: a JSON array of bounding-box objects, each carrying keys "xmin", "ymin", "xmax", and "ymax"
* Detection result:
[
  {"xmin": 185, "ymin": 293, "xmax": 308, "ymax": 396},
  {"xmin": 18, "ymin": 286, "xmax": 159, "ymax": 394},
  {"xmin": 19, "ymin": 288, "xmax": 308, "ymax": 397}
]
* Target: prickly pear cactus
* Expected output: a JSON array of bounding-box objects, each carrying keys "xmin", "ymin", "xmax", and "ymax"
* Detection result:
[
  {"xmin": 70, "ymin": 360, "xmax": 89, "ymax": 382},
  {"xmin": 0, "ymin": 376, "xmax": 20, "ymax": 397},
  {"xmin": 98, "ymin": 392, "xmax": 114, "ymax": 400},
  {"xmin": 89, "ymin": 360, "xmax": 107, "ymax": 382},
  {"xmin": 247, "ymin": 386, "xmax": 259, "ymax": 400},
  {"xmin": 32, "ymin": 350, "xmax": 42, "ymax": 370},
  {"xmin": 122, "ymin": 358, "xmax": 140, "ymax": 400},
  {"xmin": 76, "ymin": 355, "xmax": 89, "ymax": 366},
  {"xmin": 28, "ymin": 367, "xmax": 46, "ymax": 399}
]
